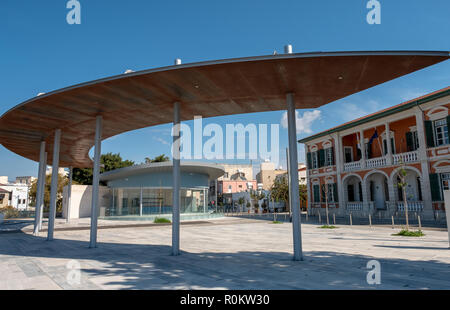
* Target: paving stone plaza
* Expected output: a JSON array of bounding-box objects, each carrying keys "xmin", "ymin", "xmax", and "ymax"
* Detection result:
[{"xmin": 0, "ymin": 217, "xmax": 449, "ymax": 290}]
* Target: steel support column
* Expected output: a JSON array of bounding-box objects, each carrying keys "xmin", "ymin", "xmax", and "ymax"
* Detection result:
[
  {"xmin": 33, "ymin": 141, "xmax": 46, "ymax": 235},
  {"xmin": 286, "ymin": 93, "xmax": 303, "ymax": 261},
  {"xmin": 172, "ymin": 102, "xmax": 181, "ymax": 256},
  {"xmin": 47, "ymin": 129, "xmax": 61, "ymax": 241},
  {"xmin": 39, "ymin": 152, "xmax": 47, "ymax": 230},
  {"xmin": 139, "ymin": 187, "xmax": 143, "ymax": 216},
  {"xmin": 89, "ymin": 116, "xmax": 102, "ymax": 248},
  {"xmin": 66, "ymin": 166, "xmax": 73, "ymax": 223}
]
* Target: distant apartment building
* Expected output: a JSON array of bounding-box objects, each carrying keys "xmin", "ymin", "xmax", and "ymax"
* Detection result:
[
  {"xmin": 299, "ymin": 87, "xmax": 450, "ymax": 220},
  {"xmin": 15, "ymin": 176, "xmax": 36, "ymax": 186},
  {"xmin": 216, "ymin": 164, "xmax": 257, "ymax": 204},
  {"xmin": 274, "ymin": 163, "xmax": 307, "ymax": 186},
  {"xmin": 256, "ymin": 161, "xmax": 287, "ymax": 190},
  {"xmin": 0, "ymin": 177, "xmax": 30, "ymax": 210}
]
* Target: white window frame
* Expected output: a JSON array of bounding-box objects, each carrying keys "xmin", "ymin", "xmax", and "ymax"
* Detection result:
[
  {"xmin": 434, "ymin": 118, "xmax": 449, "ymax": 147},
  {"xmin": 325, "ymin": 147, "xmax": 333, "ymax": 166},
  {"xmin": 312, "ymin": 151, "xmax": 319, "ymax": 169}
]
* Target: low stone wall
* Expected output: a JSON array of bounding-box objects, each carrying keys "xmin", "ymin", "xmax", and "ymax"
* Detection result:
[{"xmin": 62, "ymin": 185, "xmax": 111, "ymax": 220}]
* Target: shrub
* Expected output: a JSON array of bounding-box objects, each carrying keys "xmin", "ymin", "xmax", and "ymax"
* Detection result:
[
  {"xmin": 272, "ymin": 221, "xmax": 283, "ymax": 224},
  {"xmin": 392, "ymin": 229, "xmax": 425, "ymax": 237},
  {"xmin": 0, "ymin": 206, "xmax": 20, "ymax": 219},
  {"xmin": 318, "ymin": 225, "xmax": 338, "ymax": 229},
  {"xmin": 154, "ymin": 217, "xmax": 171, "ymax": 224}
]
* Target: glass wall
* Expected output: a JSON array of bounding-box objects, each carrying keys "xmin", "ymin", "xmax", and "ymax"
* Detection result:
[{"xmin": 106, "ymin": 187, "xmax": 208, "ymax": 217}]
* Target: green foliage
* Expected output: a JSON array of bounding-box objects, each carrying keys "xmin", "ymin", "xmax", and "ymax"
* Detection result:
[
  {"xmin": 318, "ymin": 225, "xmax": 338, "ymax": 229},
  {"xmin": 0, "ymin": 206, "xmax": 20, "ymax": 219},
  {"xmin": 271, "ymin": 221, "xmax": 283, "ymax": 224},
  {"xmin": 73, "ymin": 152, "xmax": 135, "ymax": 185},
  {"xmin": 145, "ymin": 154, "xmax": 170, "ymax": 163},
  {"xmin": 154, "ymin": 217, "xmax": 171, "ymax": 224},
  {"xmin": 270, "ymin": 178, "xmax": 307, "ymax": 212},
  {"xmin": 393, "ymin": 229, "xmax": 425, "ymax": 237},
  {"xmin": 29, "ymin": 173, "xmax": 68, "ymax": 212}
]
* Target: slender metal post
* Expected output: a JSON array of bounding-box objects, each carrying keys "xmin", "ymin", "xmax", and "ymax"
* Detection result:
[
  {"xmin": 286, "ymin": 148, "xmax": 292, "ymax": 219},
  {"xmin": 139, "ymin": 187, "xmax": 143, "ymax": 216},
  {"xmin": 39, "ymin": 152, "xmax": 47, "ymax": 230},
  {"xmin": 286, "ymin": 93, "xmax": 303, "ymax": 261},
  {"xmin": 66, "ymin": 166, "xmax": 73, "ymax": 223},
  {"xmin": 47, "ymin": 129, "xmax": 61, "ymax": 241},
  {"xmin": 172, "ymin": 102, "xmax": 181, "ymax": 256},
  {"xmin": 89, "ymin": 116, "xmax": 102, "ymax": 248},
  {"xmin": 33, "ymin": 141, "xmax": 46, "ymax": 235}
]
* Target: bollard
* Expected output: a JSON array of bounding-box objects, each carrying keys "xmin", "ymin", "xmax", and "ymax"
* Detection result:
[
  {"xmin": 392, "ymin": 216, "xmax": 395, "ymax": 229},
  {"xmin": 369, "ymin": 214, "xmax": 372, "ymax": 228},
  {"xmin": 306, "ymin": 212, "xmax": 309, "ymax": 222},
  {"xmin": 333, "ymin": 213, "xmax": 336, "ymax": 225},
  {"xmin": 318, "ymin": 212, "xmax": 322, "ymax": 224},
  {"xmin": 418, "ymin": 215, "xmax": 422, "ymax": 231},
  {"xmin": 350, "ymin": 213, "xmax": 352, "ymax": 226}
]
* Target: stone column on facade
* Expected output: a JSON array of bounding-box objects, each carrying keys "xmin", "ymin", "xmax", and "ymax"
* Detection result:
[
  {"xmin": 333, "ymin": 133, "xmax": 345, "ymax": 216},
  {"xmin": 414, "ymin": 107, "xmax": 433, "ymax": 219},
  {"xmin": 305, "ymin": 144, "xmax": 312, "ymax": 215},
  {"xmin": 385, "ymin": 122, "xmax": 393, "ymax": 165},
  {"xmin": 387, "ymin": 177, "xmax": 396, "ymax": 215},
  {"xmin": 359, "ymin": 129, "xmax": 366, "ymax": 169},
  {"xmin": 362, "ymin": 177, "xmax": 371, "ymax": 216}
]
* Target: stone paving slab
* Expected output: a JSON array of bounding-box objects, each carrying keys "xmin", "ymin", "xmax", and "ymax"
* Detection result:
[{"xmin": 0, "ymin": 217, "xmax": 449, "ymax": 290}]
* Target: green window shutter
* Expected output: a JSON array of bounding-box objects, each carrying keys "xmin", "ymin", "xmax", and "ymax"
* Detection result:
[
  {"xmin": 330, "ymin": 147, "xmax": 335, "ymax": 165},
  {"xmin": 367, "ymin": 143, "xmax": 372, "ymax": 159},
  {"xmin": 446, "ymin": 116, "xmax": 450, "ymax": 138},
  {"xmin": 318, "ymin": 149, "xmax": 325, "ymax": 167},
  {"xmin": 391, "ymin": 138, "xmax": 395, "ymax": 154},
  {"xmin": 383, "ymin": 139, "xmax": 387, "ymax": 155},
  {"xmin": 429, "ymin": 173, "xmax": 441, "ymax": 201},
  {"xmin": 321, "ymin": 184, "xmax": 325, "ymax": 202},
  {"xmin": 333, "ymin": 183, "xmax": 338, "ymax": 202},
  {"xmin": 307, "ymin": 152, "xmax": 312, "ymax": 169},
  {"xmin": 313, "ymin": 185, "xmax": 320, "ymax": 202},
  {"xmin": 424, "ymin": 120, "xmax": 435, "ymax": 148},
  {"xmin": 405, "ymin": 132, "xmax": 413, "ymax": 152}
]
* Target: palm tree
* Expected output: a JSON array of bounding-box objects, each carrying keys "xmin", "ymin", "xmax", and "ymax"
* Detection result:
[{"xmin": 145, "ymin": 154, "xmax": 170, "ymax": 163}]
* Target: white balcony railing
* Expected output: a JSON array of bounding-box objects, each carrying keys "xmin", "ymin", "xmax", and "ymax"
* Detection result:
[
  {"xmin": 393, "ymin": 151, "xmax": 418, "ymax": 165},
  {"xmin": 366, "ymin": 156, "xmax": 386, "ymax": 168},
  {"xmin": 344, "ymin": 161, "xmax": 361, "ymax": 172},
  {"xmin": 397, "ymin": 201, "xmax": 424, "ymax": 212},
  {"xmin": 347, "ymin": 202, "xmax": 363, "ymax": 211}
]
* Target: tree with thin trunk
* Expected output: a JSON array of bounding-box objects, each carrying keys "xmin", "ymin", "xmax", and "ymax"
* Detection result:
[
  {"xmin": 396, "ymin": 159, "xmax": 410, "ymax": 231},
  {"xmin": 322, "ymin": 183, "xmax": 330, "ymax": 226}
]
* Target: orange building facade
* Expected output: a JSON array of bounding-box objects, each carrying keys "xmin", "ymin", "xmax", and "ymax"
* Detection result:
[{"xmin": 299, "ymin": 87, "xmax": 450, "ymax": 220}]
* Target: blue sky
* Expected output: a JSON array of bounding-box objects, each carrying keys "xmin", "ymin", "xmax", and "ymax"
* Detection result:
[{"xmin": 0, "ymin": 0, "xmax": 449, "ymax": 180}]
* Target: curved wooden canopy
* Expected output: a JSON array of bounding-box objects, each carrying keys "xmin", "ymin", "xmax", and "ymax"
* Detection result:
[{"xmin": 0, "ymin": 51, "xmax": 449, "ymax": 168}]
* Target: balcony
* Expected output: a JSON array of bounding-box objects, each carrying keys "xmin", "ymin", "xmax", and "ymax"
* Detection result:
[
  {"xmin": 366, "ymin": 156, "xmax": 386, "ymax": 168},
  {"xmin": 393, "ymin": 150, "xmax": 418, "ymax": 165},
  {"xmin": 344, "ymin": 161, "xmax": 361, "ymax": 172},
  {"xmin": 347, "ymin": 202, "xmax": 363, "ymax": 211},
  {"xmin": 397, "ymin": 201, "xmax": 424, "ymax": 212},
  {"xmin": 342, "ymin": 151, "xmax": 419, "ymax": 172}
]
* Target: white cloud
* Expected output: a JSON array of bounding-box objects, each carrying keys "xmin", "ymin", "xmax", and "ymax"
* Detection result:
[
  {"xmin": 337, "ymin": 100, "xmax": 380, "ymax": 122},
  {"xmin": 281, "ymin": 110, "xmax": 321, "ymax": 134},
  {"xmin": 153, "ymin": 137, "xmax": 170, "ymax": 146}
]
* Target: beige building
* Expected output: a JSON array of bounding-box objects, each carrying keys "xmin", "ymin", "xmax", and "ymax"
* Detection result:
[
  {"xmin": 218, "ymin": 164, "xmax": 254, "ymax": 182},
  {"xmin": 256, "ymin": 161, "xmax": 287, "ymax": 190}
]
